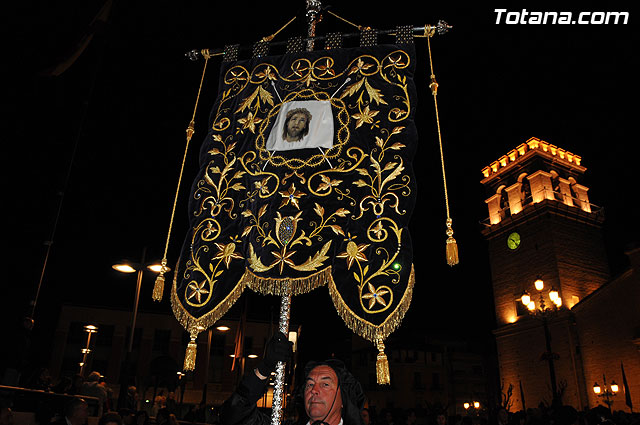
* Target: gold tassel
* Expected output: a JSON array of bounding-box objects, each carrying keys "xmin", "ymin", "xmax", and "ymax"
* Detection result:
[
  {"xmin": 375, "ymin": 338, "xmax": 390, "ymax": 385},
  {"xmin": 152, "ymin": 273, "xmax": 165, "ymax": 302},
  {"xmin": 445, "ymin": 218, "xmax": 459, "ymax": 266},
  {"xmin": 152, "ymin": 259, "xmax": 169, "ymax": 302},
  {"xmin": 183, "ymin": 335, "xmax": 197, "ymax": 371}
]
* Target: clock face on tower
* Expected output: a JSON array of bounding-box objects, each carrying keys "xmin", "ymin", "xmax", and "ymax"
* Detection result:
[{"xmin": 507, "ymin": 232, "xmax": 521, "ymax": 250}]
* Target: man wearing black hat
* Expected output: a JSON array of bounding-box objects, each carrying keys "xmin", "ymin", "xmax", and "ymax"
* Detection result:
[{"xmin": 220, "ymin": 332, "xmax": 365, "ymax": 425}]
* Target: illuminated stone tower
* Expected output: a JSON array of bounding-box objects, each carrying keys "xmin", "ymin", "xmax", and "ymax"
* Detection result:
[{"xmin": 480, "ymin": 137, "xmax": 610, "ymax": 410}]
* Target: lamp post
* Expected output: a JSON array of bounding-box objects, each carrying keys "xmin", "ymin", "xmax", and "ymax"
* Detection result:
[
  {"xmin": 176, "ymin": 371, "xmax": 186, "ymax": 407},
  {"xmin": 593, "ymin": 374, "xmax": 619, "ymax": 411},
  {"xmin": 200, "ymin": 325, "xmax": 231, "ymax": 405},
  {"xmin": 79, "ymin": 324, "xmax": 98, "ymax": 376},
  {"xmin": 112, "ymin": 247, "xmax": 168, "ymax": 408},
  {"xmin": 521, "ymin": 277, "xmax": 563, "ymax": 407},
  {"xmin": 287, "ymin": 329, "xmax": 299, "ymax": 408},
  {"xmin": 112, "ymin": 250, "xmax": 168, "ymax": 352}
]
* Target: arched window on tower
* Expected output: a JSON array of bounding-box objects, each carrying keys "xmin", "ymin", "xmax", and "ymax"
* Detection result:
[
  {"xmin": 550, "ymin": 170, "xmax": 563, "ymax": 201},
  {"xmin": 519, "ymin": 174, "xmax": 532, "ymax": 207},
  {"xmin": 568, "ymin": 177, "xmax": 579, "ymax": 204},
  {"xmin": 498, "ymin": 186, "xmax": 509, "ymax": 218}
]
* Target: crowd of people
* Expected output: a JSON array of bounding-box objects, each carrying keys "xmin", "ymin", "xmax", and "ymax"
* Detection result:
[
  {"xmin": 0, "ymin": 361, "xmax": 208, "ymax": 425},
  {"xmin": 2, "ymin": 373, "xmax": 639, "ymax": 425},
  {"xmin": 0, "ymin": 399, "xmax": 639, "ymax": 425},
  {"xmin": 356, "ymin": 405, "xmax": 640, "ymax": 425},
  {"xmin": 0, "ymin": 392, "xmax": 204, "ymax": 425},
  {"xmin": 1, "ymin": 331, "xmax": 638, "ymax": 425}
]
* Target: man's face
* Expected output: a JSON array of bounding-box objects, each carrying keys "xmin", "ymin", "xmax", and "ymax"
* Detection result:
[
  {"xmin": 304, "ymin": 365, "xmax": 342, "ymax": 423},
  {"xmin": 286, "ymin": 113, "xmax": 308, "ymax": 141}
]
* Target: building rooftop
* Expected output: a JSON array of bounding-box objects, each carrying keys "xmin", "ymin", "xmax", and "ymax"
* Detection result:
[{"xmin": 481, "ymin": 137, "xmax": 584, "ymax": 183}]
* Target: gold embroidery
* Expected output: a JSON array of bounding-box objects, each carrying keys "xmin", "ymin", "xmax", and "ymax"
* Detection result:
[
  {"xmin": 174, "ymin": 48, "xmax": 417, "ymax": 368},
  {"xmin": 328, "ymin": 264, "xmax": 415, "ymax": 342}
]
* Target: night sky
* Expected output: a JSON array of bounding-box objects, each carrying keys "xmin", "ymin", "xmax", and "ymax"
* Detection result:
[{"xmin": 5, "ymin": 2, "xmax": 638, "ymax": 366}]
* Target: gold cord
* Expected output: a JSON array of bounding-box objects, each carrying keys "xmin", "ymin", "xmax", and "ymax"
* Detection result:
[
  {"xmin": 153, "ymin": 54, "xmax": 211, "ymax": 301},
  {"xmin": 262, "ymin": 16, "xmax": 298, "ymax": 42},
  {"xmin": 326, "ymin": 10, "xmax": 370, "ymax": 31},
  {"xmin": 426, "ymin": 30, "xmax": 459, "ymax": 266}
]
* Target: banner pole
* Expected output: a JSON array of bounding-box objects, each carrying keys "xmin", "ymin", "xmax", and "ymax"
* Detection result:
[
  {"xmin": 271, "ymin": 281, "xmax": 292, "ymax": 425},
  {"xmin": 305, "ymin": 0, "xmax": 322, "ymax": 51}
]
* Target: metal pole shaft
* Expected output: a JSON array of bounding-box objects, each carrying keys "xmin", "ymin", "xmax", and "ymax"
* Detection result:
[
  {"xmin": 271, "ymin": 281, "xmax": 292, "ymax": 425},
  {"xmin": 129, "ymin": 269, "xmax": 143, "ymax": 353},
  {"xmin": 80, "ymin": 331, "xmax": 93, "ymax": 375},
  {"xmin": 603, "ymin": 374, "xmax": 613, "ymax": 411},
  {"xmin": 202, "ymin": 328, "xmax": 213, "ymax": 404},
  {"xmin": 128, "ymin": 247, "xmax": 147, "ymax": 353},
  {"xmin": 542, "ymin": 317, "xmax": 559, "ymax": 406},
  {"xmin": 85, "ymin": 331, "xmax": 93, "ymax": 368},
  {"xmin": 305, "ymin": 0, "xmax": 322, "ymax": 51}
]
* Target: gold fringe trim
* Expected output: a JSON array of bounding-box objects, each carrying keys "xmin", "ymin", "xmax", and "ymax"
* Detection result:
[
  {"xmin": 242, "ymin": 266, "xmax": 331, "ymax": 296},
  {"xmin": 170, "ymin": 258, "xmax": 247, "ymax": 338},
  {"xmin": 327, "ymin": 264, "xmax": 415, "ymax": 343},
  {"xmin": 183, "ymin": 337, "xmax": 197, "ymax": 371},
  {"xmin": 171, "ymin": 263, "xmax": 329, "ymax": 344}
]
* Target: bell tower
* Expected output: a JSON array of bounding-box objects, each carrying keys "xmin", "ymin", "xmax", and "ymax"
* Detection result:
[{"xmin": 480, "ymin": 137, "xmax": 610, "ymax": 409}]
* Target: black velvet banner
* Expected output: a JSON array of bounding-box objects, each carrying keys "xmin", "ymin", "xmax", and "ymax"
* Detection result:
[{"xmin": 172, "ymin": 43, "xmax": 418, "ymax": 347}]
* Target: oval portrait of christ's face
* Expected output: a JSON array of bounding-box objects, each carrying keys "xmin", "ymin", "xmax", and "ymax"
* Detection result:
[{"xmin": 266, "ymin": 100, "xmax": 334, "ymax": 152}]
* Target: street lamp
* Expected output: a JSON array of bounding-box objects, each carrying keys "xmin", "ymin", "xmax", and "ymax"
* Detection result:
[
  {"xmin": 112, "ymin": 247, "xmax": 167, "ymax": 409},
  {"xmin": 191, "ymin": 324, "xmax": 231, "ymax": 406},
  {"xmin": 463, "ymin": 401, "xmax": 481, "ymax": 415},
  {"xmin": 288, "ymin": 330, "xmax": 298, "ymax": 353},
  {"xmin": 593, "ymin": 373, "xmax": 619, "ymax": 411},
  {"xmin": 520, "ymin": 277, "xmax": 562, "ymax": 407},
  {"xmin": 230, "ymin": 353, "xmax": 259, "ymax": 359},
  {"xmin": 523, "ymin": 278, "xmax": 562, "ymax": 312},
  {"xmin": 80, "ymin": 325, "xmax": 98, "ymax": 376},
  {"xmin": 112, "ymin": 256, "xmax": 168, "ymax": 353}
]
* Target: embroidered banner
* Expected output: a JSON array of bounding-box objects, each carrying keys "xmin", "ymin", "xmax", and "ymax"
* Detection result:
[{"xmin": 172, "ymin": 43, "xmax": 418, "ymax": 356}]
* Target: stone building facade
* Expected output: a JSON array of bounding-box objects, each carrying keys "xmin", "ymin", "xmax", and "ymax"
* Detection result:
[{"xmin": 480, "ymin": 137, "xmax": 639, "ymax": 412}]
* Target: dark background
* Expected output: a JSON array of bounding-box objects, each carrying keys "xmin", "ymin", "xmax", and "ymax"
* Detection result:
[{"xmin": 4, "ymin": 2, "xmax": 638, "ymax": 368}]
